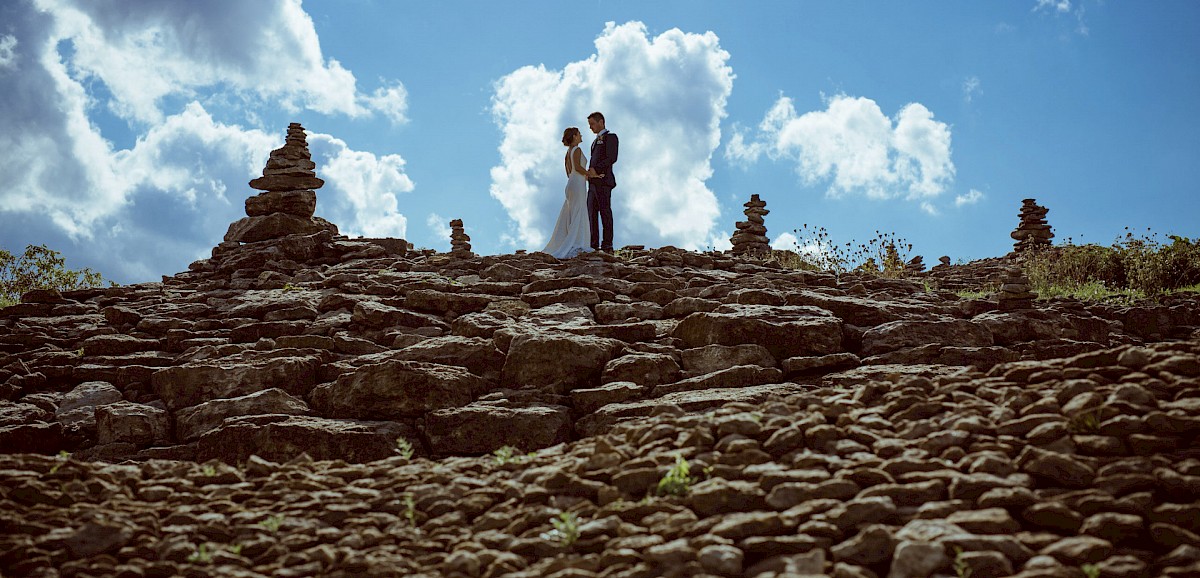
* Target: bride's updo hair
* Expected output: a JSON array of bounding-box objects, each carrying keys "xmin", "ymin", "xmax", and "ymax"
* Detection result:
[{"xmin": 562, "ymin": 127, "xmax": 580, "ymax": 146}]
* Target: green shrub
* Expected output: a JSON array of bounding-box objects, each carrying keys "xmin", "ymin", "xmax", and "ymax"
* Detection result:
[
  {"xmin": 1023, "ymin": 229, "xmax": 1200, "ymax": 298},
  {"xmin": 1, "ymin": 244, "xmax": 111, "ymax": 306}
]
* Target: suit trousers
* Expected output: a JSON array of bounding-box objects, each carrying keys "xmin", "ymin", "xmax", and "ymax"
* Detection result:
[{"xmin": 587, "ymin": 183, "xmax": 614, "ymax": 251}]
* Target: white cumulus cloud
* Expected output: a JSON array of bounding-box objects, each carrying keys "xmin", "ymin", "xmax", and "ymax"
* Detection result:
[
  {"xmin": 771, "ymin": 231, "xmax": 799, "ymax": 251},
  {"xmin": 31, "ymin": 0, "xmax": 406, "ymax": 124},
  {"xmin": 727, "ymin": 93, "xmax": 955, "ymax": 203},
  {"xmin": 955, "ymin": 189, "xmax": 985, "ymax": 207},
  {"xmin": 489, "ymin": 21, "xmax": 734, "ymax": 250},
  {"xmin": 309, "ymin": 134, "xmax": 412, "ymax": 239}
]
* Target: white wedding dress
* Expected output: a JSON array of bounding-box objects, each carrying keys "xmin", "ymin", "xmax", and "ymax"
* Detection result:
[{"xmin": 541, "ymin": 144, "xmax": 594, "ymax": 259}]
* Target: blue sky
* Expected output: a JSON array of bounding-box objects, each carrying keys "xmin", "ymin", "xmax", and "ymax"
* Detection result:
[{"xmin": 2, "ymin": 0, "xmax": 1197, "ymax": 284}]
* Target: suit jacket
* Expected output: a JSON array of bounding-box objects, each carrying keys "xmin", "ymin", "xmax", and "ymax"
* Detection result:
[{"xmin": 588, "ymin": 131, "xmax": 618, "ymax": 189}]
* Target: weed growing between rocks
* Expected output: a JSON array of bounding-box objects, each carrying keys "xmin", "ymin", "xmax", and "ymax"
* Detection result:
[
  {"xmin": 395, "ymin": 437, "xmax": 415, "ymax": 459},
  {"xmin": 258, "ymin": 514, "xmax": 285, "ymax": 533},
  {"xmin": 953, "ymin": 546, "xmax": 973, "ymax": 578},
  {"xmin": 540, "ymin": 511, "xmax": 581, "ymax": 548},
  {"xmin": 492, "ymin": 445, "xmax": 534, "ymax": 465},
  {"xmin": 46, "ymin": 450, "xmax": 69, "ymax": 475},
  {"xmin": 655, "ymin": 454, "xmax": 693, "ymax": 497},
  {"xmin": 402, "ymin": 493, "xmax": 416, "ymax": 527},
  {"xmin": 186, "ymin": 543, "xmax": 212, "ymax": 564}
]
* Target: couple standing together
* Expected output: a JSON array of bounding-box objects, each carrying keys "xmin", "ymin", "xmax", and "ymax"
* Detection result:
[{"xmin": 542, "ymin": 112, "xmax": 618, "ymax": 259}]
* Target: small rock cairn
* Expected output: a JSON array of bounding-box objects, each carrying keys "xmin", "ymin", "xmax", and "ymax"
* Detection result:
[
  {"xmin": 933, "ymin": 256, "xmax": 952, "ymax": 271},
  {"xmin": 904, "ymin": 255, "xmax": 925, "ymax": 274},
  {"xmin": 224, "ymin": 123, "xmax": 337, "ymax": 245},
  {"xmin": 1010, "ymin": 198, "xmax": 1053, "ymax": 253},
  {"xmin": 730, "ymin": 194, "xmax": 771, "ymax": 257},
  {"xmin": 449, "ymin": 219, "xmax": 473, "ymax": 259},
  {"xmin": 998, "ymin": 266, "xmax": 1036, "ymax": 310}
]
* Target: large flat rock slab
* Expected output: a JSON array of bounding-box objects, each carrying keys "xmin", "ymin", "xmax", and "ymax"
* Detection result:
[
  {"xmin": 500, "ymin": 333, "xmax": 624, "ymax": 393},
  {"xmin": 152, "ymin": 355, "xmax": 322, "ymax": 411},
  {"xmin": 196, "ymin": 414, "xmax": 402, "ymax": 464},
  {"xmin": 310, "ymin": 360, "xmax": 488, "ymax": 419},
  {"xmin": 425, "ymin": 403, "xmax": 572, "ymax": 455},
  {"xmin": 576, "ymin": 382, "xmax": 814, "ymax": 437},
  {"xmin": 672, "ymin": 304, "xmax": 843, "ymax": 360}
]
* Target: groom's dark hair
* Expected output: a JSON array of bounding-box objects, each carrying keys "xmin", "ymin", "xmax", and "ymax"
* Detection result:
[{"xmin": 588, "ymin": 112, "xmax": 605, "ymax": 122}]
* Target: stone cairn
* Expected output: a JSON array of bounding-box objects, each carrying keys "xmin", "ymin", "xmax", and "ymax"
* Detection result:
[
  {"xmin": 904, "ymin": 255, "xmax": 925, "ymax": 274},
  {"xmin": 730, "ymin": 194, "xmax": 770, "ymax": 257},
  {"xmin": 998, "ymin": 265, "xmax": 1036, "ymax": 310},
  {"xmin": 1010, "ymin": 198, "xmax": 1053, "ymax": 253},
  {"xmin": 933, "ymin": 255, "xmax": 952, "ymax": 271},
  {"xmin": 223, "ymin": 123, "xmax": 338, "ymax": 246},
  {"xmin": 449, "ymin": 219, "xmax": 473, "ymax": 259}
]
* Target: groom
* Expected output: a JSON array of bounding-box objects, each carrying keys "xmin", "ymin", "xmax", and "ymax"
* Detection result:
[{"xmin": 586, "ymin": 112, "xmax": 618, "ymax": 253}]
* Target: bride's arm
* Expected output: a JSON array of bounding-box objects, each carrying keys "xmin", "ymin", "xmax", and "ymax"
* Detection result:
[{"xmin": 573, "ymin": 147, "xmax": 594, "ymax": 177}]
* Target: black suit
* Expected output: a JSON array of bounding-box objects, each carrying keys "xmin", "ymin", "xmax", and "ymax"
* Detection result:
[{"xmin": 587, "ymin": 130, "xmax": 618, "ymax": 251}]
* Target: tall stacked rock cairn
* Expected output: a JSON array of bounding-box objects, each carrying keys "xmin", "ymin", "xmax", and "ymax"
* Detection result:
[
  {"xmin": 1011, "ymin": 198, "xmax": 1054, "ymax": 253},
  {"xmin": 5, "ymin": 126, "xmax": 1200, "ymax": 577},
  {"xmin": 223, "ymin": 123, "xmax": 339, "ymax": 247},
  {"xmin": 998, "ymin": 265, "xmax": 1037, "ymax": 310},
  {"xmin": 730, "ymin": 193, "xmax": 771, "ymax": 256},
  {"xmin": 449, "ymin": 218, "xmax": 473, "ymax": 259}
]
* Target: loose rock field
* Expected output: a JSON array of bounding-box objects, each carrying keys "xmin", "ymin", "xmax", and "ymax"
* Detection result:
[{"xmin": 2, "ymin": 231, "xmax": 1199, "ymax": 577}]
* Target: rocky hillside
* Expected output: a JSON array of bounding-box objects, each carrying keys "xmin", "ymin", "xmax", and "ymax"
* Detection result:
[{"xmin": 2, "ymin": 124, "xmax": 1199, "ymax": 577}]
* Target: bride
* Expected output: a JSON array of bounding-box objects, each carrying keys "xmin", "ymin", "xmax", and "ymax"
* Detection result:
[{"xmin": 542, "ymin": 127, "xmax": 601, "ymax": 259}]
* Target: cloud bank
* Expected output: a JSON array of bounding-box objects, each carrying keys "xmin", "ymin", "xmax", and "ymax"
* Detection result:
[
  {"xmin": 727, "ymin": 94, "xmax": 955, "ymax": 205},
  {"xmin": 489, "ymin": 21, "xmax": 734, "ymax": 250},
  {"xmin": 0, "ymin": 0, "xmax": 413, "ymax": 282}
]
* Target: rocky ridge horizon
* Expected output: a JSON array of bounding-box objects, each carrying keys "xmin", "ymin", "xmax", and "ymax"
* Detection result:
[{"xmin": 1, "ymin": 124, "xmax": 1199, "ymax": 578}]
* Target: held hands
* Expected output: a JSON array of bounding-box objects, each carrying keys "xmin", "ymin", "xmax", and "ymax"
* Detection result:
[{"xmin": 586, "ymin": 169, "xmax": 605, "ymax": 179}]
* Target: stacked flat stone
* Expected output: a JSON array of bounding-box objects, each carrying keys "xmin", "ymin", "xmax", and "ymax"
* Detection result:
[
  {"xmin": 1011, "ymin": 198, "xmax": 1053, "ymax": 253},
  {"xmin": 933, "ymin": 256, "xmax": 952, "ymax": 271},
  {"xmin": 998, "ymin": 266, "xmax": 1036, "ymax": 310},
  {"xmin": 730, "ymin": 194, "xmax": 771, "ymax": 257},
  {"xmin": 224, "ymin": 123, "xmax": 338, "ymax": 244},
  {"xmin": 904, "ymin": 255, "xmax": 926, "ymax": 274},
  {"xmin": 449, "ymin": 219, "xmax": 473, "ymax": 259}
]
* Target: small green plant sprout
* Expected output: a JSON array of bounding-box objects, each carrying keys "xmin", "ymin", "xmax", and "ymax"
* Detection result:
[
  {"xmin": 655, "ymin": 454, "xmax": 694, "ymax": 497},
  {"xmin": 1080, "ymin": 564, "xmax": 1100, "ymax": 578},
  {"xmin": 1067, "ymin": 410, "xmax": 1102, "ymax": 434},
  {"xmin": 228, "ymin": 544, "xmax": 243, "ymax": 557},
  {"xmin": 281, "ymin": 282, "xmax": 302, "ymax": 292},
  {"xmin": 492, "ymin": 445, "xmax": 524, "ymax": 465},
  {"xmin": 74, "ymin": 348, "xmax": 84, "ymax": 357},
  {"xmin": 258, "ymin": 514, "xmax": 285, "ymax": 533},
  {"xmin": 396, "ymin": 437, "xmax": 415, "ymax": 460},
  {"xmin": 539, "ymin": 511, "xmax": 581, "ymax": 547},
  {"xmin": 952, "ymin": 546, "xmax": 973, "ymax": 578},
  {"xmin": 402, "ymin": 493, "xmax": 417, "ymax": 527},
  {"xmin": 201, "ymin": 464, "xmax": 217, "ymax": 477},
  {"xmin": 187, "ymin": 543, "xmax": 213, "ymax": 564},
  {"xmin": 48, "ymin": 450, "xmax": 70, "ymax": 475}
]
